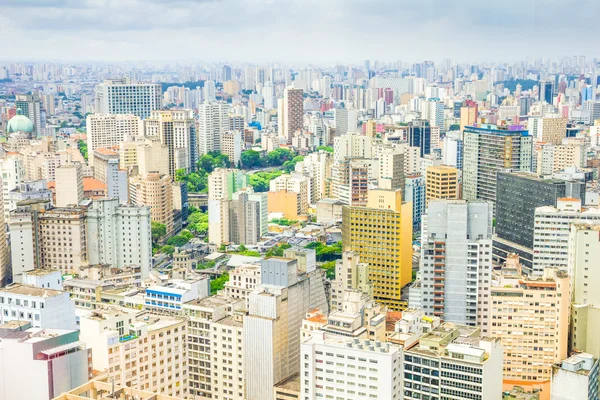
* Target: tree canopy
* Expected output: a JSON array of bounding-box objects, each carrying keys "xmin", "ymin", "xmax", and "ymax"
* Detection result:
[{"xmin": 249, "ymin": 171, "xmax": 282, "ymax": 192}]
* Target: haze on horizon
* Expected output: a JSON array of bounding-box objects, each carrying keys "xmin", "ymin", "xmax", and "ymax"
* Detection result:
[{"xmin": 1, "ymin": 0, "xmax": 599, "ymax": 64}]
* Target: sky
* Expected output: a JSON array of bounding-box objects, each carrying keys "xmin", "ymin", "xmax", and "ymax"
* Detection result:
[{"xmin": 1, "ymin": 0, "xmax": 598, "ymax": 64}]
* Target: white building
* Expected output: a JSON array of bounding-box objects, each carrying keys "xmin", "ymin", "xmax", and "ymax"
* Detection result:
[
  {"xmin": 533, "ymin": 198, "xmax": 600, "ymax": 274},
  {"xmin": 86, "ymin": 114, "xmax": 141, "ymax": 163},
  {"xmin": 21, "ymin": 269, "xmax": 63, "ymax": 289},
  {"xmin": 5, "ymin": 180, "xmax": 52, "ymax": 216},
  {"xmin": 301, "ymin": 333, "xmax": 403, "ymax": 400},
  {"xmin": 94, "ymin": 78, "xmax": 162, "ymax": 119},
  {"xmin": 198, "ymin": 101, "xmax": 229, "ymax": 155},
  {"xmin": 55, "ymin": 161, "xmax": 83, "ymax": 207},
  {"xmin": 86, "ymin": 198, "xmax": 152, "ymax": 278},
  {"xmin": 222, "ymin": 130, "xmax": 243, "ymax": 166},
  {"xmin": 0, "ymin": 326, "xmax": 91, "ymax": 400},
  {"xmin": 0, "ymin": 153, "xmax": 26, "ymax": 219},
  {"xmin": 144, "ymin": 278, "xmax": 210, "ymax": 315},
  {"xmin": 551, "ymin": 352, "xmax": 599, "ymax": 400},
  {"xmin": 0, "ymin": 283, "xmax": 76, "ymax": 330}
]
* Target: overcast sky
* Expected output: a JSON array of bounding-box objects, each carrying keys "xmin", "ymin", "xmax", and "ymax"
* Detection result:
[{"xmin": 1, "ymin": 0, "xmax": 598, "ymax": 64}]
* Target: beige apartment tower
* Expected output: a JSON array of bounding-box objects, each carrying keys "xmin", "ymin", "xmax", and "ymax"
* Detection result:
[
  {"xmin": 425, "ymin": 165, "xmax": 459, "ymax": 205},
  {"xmin": 129, "ymin": 172, "xmax": 174, "ymax": 236}
]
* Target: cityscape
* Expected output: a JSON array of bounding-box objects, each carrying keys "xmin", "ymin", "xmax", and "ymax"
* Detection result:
[{"xmin": 1, "ymin": 2, "xmax": 600, "ymax": 400}]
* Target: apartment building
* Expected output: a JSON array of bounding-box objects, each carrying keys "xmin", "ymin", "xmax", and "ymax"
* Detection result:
[
  {"xmin": 144, "ymin": 278, "xmax": 210, "ymax": 315},
  {"xmin": 403, "ymin": 323, "xmax": 503, "ymax": 400},
  {"xmin": 490, "ymin": 258, "xmax": 569, "ymax": 384},
  {"xmin": 0, "ymin": 283, "xmax": 76, "ymax": 330},
  {"xmin": 341, "ymin": 189, "xmax": 412, "ymax": 310},
  {"xmin": 86, "ymin": 113, "xmax": 141, "ymax": 164},
  {"xmin": 222, "ymin": 130, "xmax": 243, "ymax": 166},
  {"xmin": 129, "ymin": 172, "xmax": 174, "ymax": 236},
  {"xmin": 425, "ymin": 165, "xmax": 459, "ymax": 205},
  {"xmin": 52, "ymin": 380, "xmax": 185, "ymax": 400},
  {"xmin": 79, "ymin": 308, "xmax": 188, "ymax": 398},
  {"xmin": 208, "ymin": 169, "xmax": 250, "ymax": 245},
  {"xmin": 331, "ymin": 158, "xmax": 373, "ymax": 207},
  {"xmin": 329, "ymin": 251, "xmax": 371, "ymax": 311},
  {"xmin": 270, "ymin": 174, "xmax": 309, "ymax": 215},
  {"xmin": 223, "ymin": 264, "xmax": 261, "ymax": 308},
  {"xmin": 94, "ymin": 78, "xmax": 162, "ymax": 119},
  {"xmin": 300, "ymin": 333, "xmax": 403, "ymax": 400}
]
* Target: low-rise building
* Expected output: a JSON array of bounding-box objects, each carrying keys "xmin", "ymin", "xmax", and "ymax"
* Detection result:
[
  {"xmin": 144, "ymin": 278, "xmax": 210, "ymax": 315},
  {"xmin": 551, "ymin": 352, "xmax": 599, "ymax": 400}
]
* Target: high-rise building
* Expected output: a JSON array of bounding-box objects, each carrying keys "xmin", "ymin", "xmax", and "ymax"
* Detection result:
[
  {"xmin": 533, "ymin": 198, "xmax": 600, "ymax": 274},
  {"xmin": 463, "ymin": 124, "xmax": 532, "ymax": 208},
  {"xmin": 8, "ymin": 201, "xmax": 87, "ymax": 275},
  {"xmin": 86, "ymin": 198, "xmax": 152, "ymax": 278},
  {"xmin": 198, "ymin": 101, "xmax": 229, "ymax": 155},
  {"xmin": 378, "ymin": 147, "xmax": 405, "ymax": 190},
  {"xmin": 227, "ymin": 192, "xmax": 261, "ymax": 246},
  {"xmin": 459, "ymin": 105, "xmax": 477, "ymax": 131},
  {"xmin": 135, "ymin": 136, "xmax": 170, "ymax": 178},
  {"xmin": 145, "ymin": 109, "xmax": 197, "ymax": 176},
  {"xmin": 244, "ymin": 257, "xmax": 328, "ymax": 400},
  {"xmin": 15, "ymin": 92, "xmax": 42, "ymax": 134},
  {"xmin": 0, "ymin": 175, "xmax": 9, "ymax": 286},
  {"xmin": 269, "ymin": 174, "xmax": 309, "ymax": 215},
  {"xmin": 404, "ymin": 173, "xmax": 426, "ymax": 232},
  {"xmin": 490, "ymin": 258, "xmax": 569, "ymax": 384},
  {"xmin": 278, "ymin": 87, "xmax": 304, "ymax": 144},
  {"xmin": 402, "ymin": 323, "xmax": 503, "ymax": 400},
  {"xmin": 301, "ymin": 333, "xmax": 403, "ymax": 400},
  {"xmin": 329, "ymin": 251, "xmax": 372, "ymax": 311},
  {"xmin": 0, "ymin": 326, "xmax": 91, "ymax": 400},
  {"xmin": 94, "ymin": 78, "xmax": 162, "ymax": 119},
  {"xmin": 129, "ymin": 172, "xmax": 174, "ymax": 236},
  {"xmin": 86, "ymin": 114, "xmax": 141, "ymax": 164},
  {"xmin": 55, "ymin": 160, "xmax": 84, "ymax": 207},
  {"xmin": 342, "ymin": 189, "xmax": 412, "ymax": 310},
  {"xmin": 208, "ymin": 169, "xmax": 249, "ymax": 245},
  {"xmin": 425, "ymin": 165, "xmax": 459, "ymax": 205},
  {"xmin": 221, "ymin": 130, "xmax": 243, "ymax": 166},
  {"xmin": 416, "ymin": 200, "xmax": 493, "ymax": 334},
  {"xmin": 539, "ymin": 80, "xmax": 555, "ymax": 104},
  {"xmin": 408, "ymin": 119, "xmax": 432, "ymax": 157},
  {"xmin": 494, "ymin": 171, "xmax": 584, "ymax": 272},
  {"xmin": 442, "ymin": 131, "xmax": 463, "ymax": 169},
  {"xmin": 528, "ymin": 116, "xmax": 567, "ymax": 145}
]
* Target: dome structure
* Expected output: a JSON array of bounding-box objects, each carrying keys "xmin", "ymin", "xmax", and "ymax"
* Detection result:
[{"xmin": 7, "ymin": 108, "xmax": 34, "ymax": 134}]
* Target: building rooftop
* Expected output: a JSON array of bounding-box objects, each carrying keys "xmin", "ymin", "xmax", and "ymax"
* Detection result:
[
  {"xmin": 0, "ymin": 283, "xmax": 64, "ymax": 298},
  {"xmin": 275, "ymin": 373, "xmax": 301, "ymax": 393},
  {"xmin": 22, "ymin": 268, "xmax": 60, "ymax": 277},
  {"xmin": 94, "ymin": 148, "xmax": 118, "ymax": 156}
]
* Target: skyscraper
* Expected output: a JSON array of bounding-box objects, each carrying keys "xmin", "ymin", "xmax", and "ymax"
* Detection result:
[
  {"xmin": 15, "ymin": 92, "xmax": 42, "ymax": 134},
  {"xmin": 86, "ymin": 114, "xmax": 141, "ymax": 164},
  {"xmin": 0, "ymin": 175, "xmax": 9, "ymax": 286},
  {"xmin": 94, "ymin": 78, "xmax": 162, "ymax": 119},
  {"xmin": 342, "ymin": 189, "xmax": 412, "ymax": 310},
  {"xmin": 539, "ymin": 79, "xmax": 555, "ymax": 104},
  {"xmin": 277, "ymin": 87, "xmax": 303, "ymax": 144},
  {"xmin": 462, "ymin": 124, "xmax": 532, "ymax": 208},
  {"xmin": 408, "ymin": 119, "xmax": 431, "ymax": 157},
  {"xmin": 198, "ymin": 101, "xmax": 229, "ymax": 155}
]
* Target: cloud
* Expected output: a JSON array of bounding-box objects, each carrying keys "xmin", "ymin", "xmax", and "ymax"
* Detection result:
[{"xmin": 0, "ymin": 0, "xmax": 597, "ymax": 63}]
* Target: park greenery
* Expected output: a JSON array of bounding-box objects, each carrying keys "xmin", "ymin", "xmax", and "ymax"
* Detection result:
[
  {"xmin": 241, "ymin": 147, "xmax": 296, "ymax": 169},
  {"xmin": 304, "ymin": 241, "xmax": 343, "ymax": 262},
  {"xmin": 270, "ymin": 218, "xmax": 298, "ymax": 226},
  {"xmin": 187, "ymin": 208, "xmax": 208, "ymax": 235},
  {"xmin": 266, "ymin": 243, "xmax": 292, "ymax": 257},
  {"xmin": 230, "ymin": 244, "xmax": 261, "ymax": 257},
  {"xmin": 320, "ymin": 261, "xmax": 336, "ymax": 280},
  {"xmin": 210, "ymin": 272, "xmax": 230, "ymax": 294},
  {"xmin": 78, "ymin": 140, "xmax": 88, "ymax": 161},
  {"xmin": 248, "ymin": 170, "xmax": 282, "ymax": 192},
  {"xmin": 317, "ymin": 145, "xmax": 333, "ymax": 153}
]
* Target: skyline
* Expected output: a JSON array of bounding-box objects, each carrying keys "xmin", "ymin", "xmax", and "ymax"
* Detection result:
[{"xmin": 2, "ymin": 0, "xmax": 600, "ymax": 63}]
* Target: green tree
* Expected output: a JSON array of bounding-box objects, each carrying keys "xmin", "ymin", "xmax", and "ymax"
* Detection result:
[
  {"xmin": 151, "ymin": 221, "xmax": 166, "ymax": 243},
  {"xmin": 317, "ymin": 145, "xmax": 333, "ymax": 153},
  {"xmin": 320, "ymin": 261, "xmax": 336, "ymax": 280},
  {"xmin": 160, "ymin": 245, "xmax": 175, "ymax": 255},
  {"xmin": 282, "ymin": 155, "xmax": 304, "ymax": 173},
  {"xmin": 210, "ymin": 272, "xmax": 230, "ymax": 294},
  {"xmin": 187, "ymin": 210, "xmax": 209, "ymax": 234},
  {"xmin": 266, "ymin": 148, "xmax": 294, "ymax": 166},
  {"xmin": 270, "ymin": 218, "xmax": 298, "ymax": 226},
  {"xmin": 249, "ymin": 171, "xmax": 282, "ymax": 192},
  {"xmin": 241, "ymin": 150, "xmax": 263, "ymax": 169},
  {"xmin": 78, "ymin": 140, "xmax": 88, "ymax": 161}
]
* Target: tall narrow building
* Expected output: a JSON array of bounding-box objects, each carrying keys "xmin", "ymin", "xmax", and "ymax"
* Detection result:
[
  {"xmin": 463, "ymin": 124, "xmax": 532, "ymax": 208},
  {"xmin": 342, "ymin": 189, "xmax": 412, "ymax": 310},
  {"xmin": 416, "ymin": 200, "xmax": 493, "ymax": 334},
  {"xmin": 278, "ymin": 87, "xmax": 303, "ymax": 144},
  {"xmin": 198, "ymin": 101, "xmax": 229, "ymax": 155},
  {"xmin": 0, "ymin": 175, "xmax": 9, "ymax": 286}
]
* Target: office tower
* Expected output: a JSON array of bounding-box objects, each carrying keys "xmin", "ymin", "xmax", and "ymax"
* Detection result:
[
  {"xmin": 222, "ymin": 64, "xmax": 232, "ymax": 81},
  {"xmin": 15, "ymin": 92, "xmax": 42, "ymax": 134},
  {"xmin": 551, "ymin": 353, "xmax": 599, "ymax": 400},
  {"xmin": 404, "ymin": 173, "xmax": 426, "ymax": 232},
  {"xmin": 203, "ymin": 80, "xmax": 216, "ymax": 101},
  {"xmin": 528, "ymin": 116, "xmax": 567, "ymax": 145},
  {"xmin": 462, "ymin": 124, "xmax": 532, "ymax": 208},
  {"xmin": 278, "ymin": 87, "xmax": 303, "ymax": 144},
  {"xmin": 417, "ymin": 200, "xmax": 493, "ymax": 333},
  {"xmin": 8, "ymin": 201, "xmax": 87, "ymax": 275},
  {"xmin": 0, "ymin": 283, "xmax": 76, "ymax": 329},
  {"xmin": 460, "ymin": 105, "xmax": 477, "ymax": 131},
  {"xmin": 198, "ymin": 101, "xmax": 229, "ymax": 155},
  {"xmin": 79, "ymin": 308, "xmax": 188, "ymax": 398},
  {"xmin": 329, "ymin": 251, "xmax": 372, "ymax": 311},
  {"xmin": 184, "ymin": 294, "xmax": 246, "ymax": 399},
  {"xmin": 129, "ymin": 172, "xmax": 174, "ymax": 236},
  {"xmin": 221, "ymin": 130, "xmax": 243, "ymax": 166},
  {"xmin": 494, "ymin": 171, "xmax": 584, "ymax": 272},
  {"xmin": 55, "ymin": 160, "xmax": 84, "ymax": 207},
  {"xmin": 301, "ymin": 334, "xmax": 402, "ymax": 400},
  {"xmin": 135, "ymin": 136, "xmax": 170, "ymax": 178},
  {"xmin": 569, "ymin": 224, "xmax": 600, "ymax": 358},
  {"xmin": 86, "ymin": 198, "xmax": 152, "ymax": 278},
  {"xmin": 408, "ymin": 119, "xmax": 431, "ymax": 157},
  {"xmin": 145, "ymin": 109, "xmax": 197, "ymax": 176},
  {"xmin": 262, "ymin": 80, "xmax": 276, "ymax": 110},
  {"xmin": 231, "ymin": 189, "xmax": 267, "ymax": 238},
  {"xmin": 425, "ymin": 165, "xmax": 459, "ymax": 205},
  {"xmin": 342, "ymin": 189, "xmax": 412, "ymax": 310},
  {"xmin": 442, "ymin": 131, "xmax": 464, "ymax": 169},
  {"xmin": 208, "ymin": 168, "xmax": 249, "ymax": 245},
  {"xmin": 227, "ymin": 192, "xmax": 261, "ymax": 245},
  {"xmin": 244, "ymin": 257, "xmax": 328, "ymax": 400},
  {"xmin": 86, "ymin": 114, "xmax": 141, "ymax": 163},
  {"xmin": 331, "ymin": 158, "xmax": 372, "ymax": 207},
  {"xmin": 402, "ymin": 323, "xmax": 503, "ymax": 400},
  {"xmin": 533, "ymin": 198, "xmax": 600, "ymax": 274},
  {"xmin": 490, "ymin": 258, "xmax": 569, "ymax": 384},
  {"xmin": 94, "ymin": 78, "xmax": 162, "ymax": 119},
  {"xmin": 378, "ymin": 147, "xmax": 405, "ymax": 190},
  {"xmin": 0, "ymin": 326, "xmax": 91, "ymax": 400},
  {"xmin": 539, "ymin": 80, "xmax": 554, "ymax": 104}
]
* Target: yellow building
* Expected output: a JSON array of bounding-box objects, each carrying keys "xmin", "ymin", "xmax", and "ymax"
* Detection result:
[
  {"xmin": 341, "ymin": 189, "xmax": 412, "ymax": 311},
  {"xmin": 460, "ymin": 106, "xmax": 477, "ymax": 131},
  {"xmin": 490, "ymin": 256, "xmax": 569, "ymax": 385},
  {"xmin": 425, "ymin": 165, "xmax": 459, "ymax": 205}
]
